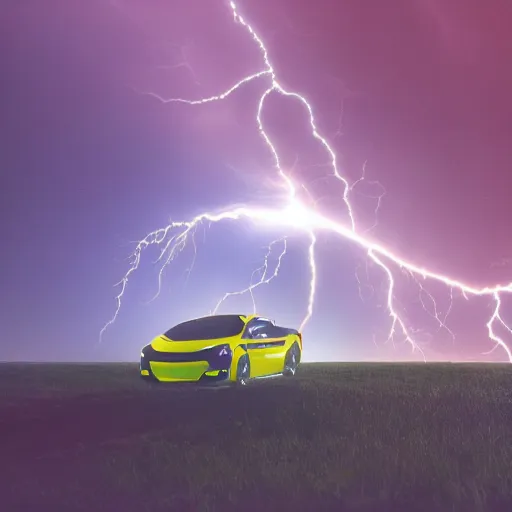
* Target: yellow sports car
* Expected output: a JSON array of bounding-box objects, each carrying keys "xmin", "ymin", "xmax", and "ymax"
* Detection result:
[{"xmin": 140, "ymin": 314, "xmax": 302, "ymax": 385}]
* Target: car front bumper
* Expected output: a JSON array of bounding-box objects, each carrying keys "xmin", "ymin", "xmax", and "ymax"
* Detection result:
[{"xmin": 140, "ymin": 344, "xmax": 232, "ymax": 383}]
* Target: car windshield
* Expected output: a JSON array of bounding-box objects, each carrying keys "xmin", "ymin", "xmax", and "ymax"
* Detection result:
[{"xmin": 164, "ymin": 315, "xmax": 245, "ymax": 341}]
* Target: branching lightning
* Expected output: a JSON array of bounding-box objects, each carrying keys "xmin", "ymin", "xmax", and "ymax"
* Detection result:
[
  {"xmin": 212, "ymin": 238, "xmax": 288, "ymax": 316},
  {"xmin": 101, "ymin": 0, "xmax": 512, "ymax": 363}
]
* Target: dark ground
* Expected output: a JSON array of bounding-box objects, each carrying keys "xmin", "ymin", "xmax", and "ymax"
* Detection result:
[{"xmin": 1, "ymin": 362, "xmax": 512, "ymax": 512}]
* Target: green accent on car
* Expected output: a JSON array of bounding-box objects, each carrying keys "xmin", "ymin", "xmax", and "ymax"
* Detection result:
[{"xmin": 150, "ymin": 361, "xmax": 209, "ymax": 381}]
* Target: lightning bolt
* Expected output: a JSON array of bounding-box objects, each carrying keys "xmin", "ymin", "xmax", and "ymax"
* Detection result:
[
  {"xmin": 101, "ymin": 1, "xmax": 512, "ymax": 363},
  {"xmin": 212, "ymin": 238, "xmax": 288, "ymax": 316}
]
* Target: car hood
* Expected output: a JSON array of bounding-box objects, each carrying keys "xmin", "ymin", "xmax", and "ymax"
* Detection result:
[{"xmin": 150, "ymin": 335, "xmax": 239, "ymax": 353}]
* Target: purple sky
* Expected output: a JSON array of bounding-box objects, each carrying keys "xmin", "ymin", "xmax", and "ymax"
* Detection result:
[{"xmin": 2, "ymin": 0, "xmax": 512, "ymax": 362}]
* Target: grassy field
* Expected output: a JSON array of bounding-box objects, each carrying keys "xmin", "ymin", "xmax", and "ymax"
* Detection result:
[{"xmin": 1, "ymin": 362, "xmax": 512, "ymax": 511}]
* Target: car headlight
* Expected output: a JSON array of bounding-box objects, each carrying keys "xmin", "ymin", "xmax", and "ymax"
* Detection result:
[{"xmin": 217, "ymin": 345, "xmax": 231, "ymax": 356}]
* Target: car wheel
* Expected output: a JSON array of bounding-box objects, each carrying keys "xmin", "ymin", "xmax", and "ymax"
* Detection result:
[
  {"xmin": 283, "ymin": 343, "xmax": 300, "ymax": 376},
  {"xmin": 235, "ymin": 354, "xmax": 250, "ymax": 385}
]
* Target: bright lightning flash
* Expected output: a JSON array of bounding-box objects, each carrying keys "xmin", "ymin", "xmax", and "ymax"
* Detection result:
[{"xmin": 101, "ymin": 1, "xmax": 512, "ymax": 363}]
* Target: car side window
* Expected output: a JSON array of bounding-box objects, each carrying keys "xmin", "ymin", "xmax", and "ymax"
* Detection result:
[{"xmin": 244, "ymin": 318, "xmax": 271, "ymax": 339}]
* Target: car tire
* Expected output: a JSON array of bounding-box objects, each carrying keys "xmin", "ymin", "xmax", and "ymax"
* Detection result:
[
  {"xmin": 283, "ymin": 343, "xmax": 300, "ymax": 376},
  {"xmin": 235, "ymin": 354, "xmax": 250, "ymax": 385}
]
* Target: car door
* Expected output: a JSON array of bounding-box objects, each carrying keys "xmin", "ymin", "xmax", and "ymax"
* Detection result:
[
  {"xmin": 258, "ymin": 323, "xmax": 289, "ymax": 376},
  {"xmin": 243, "ymin": 318, "xmax": 270, "ymax": 377},
  {"xmin": 244, "ymin": 318, "xmax": 287, "ymax": 377}
]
